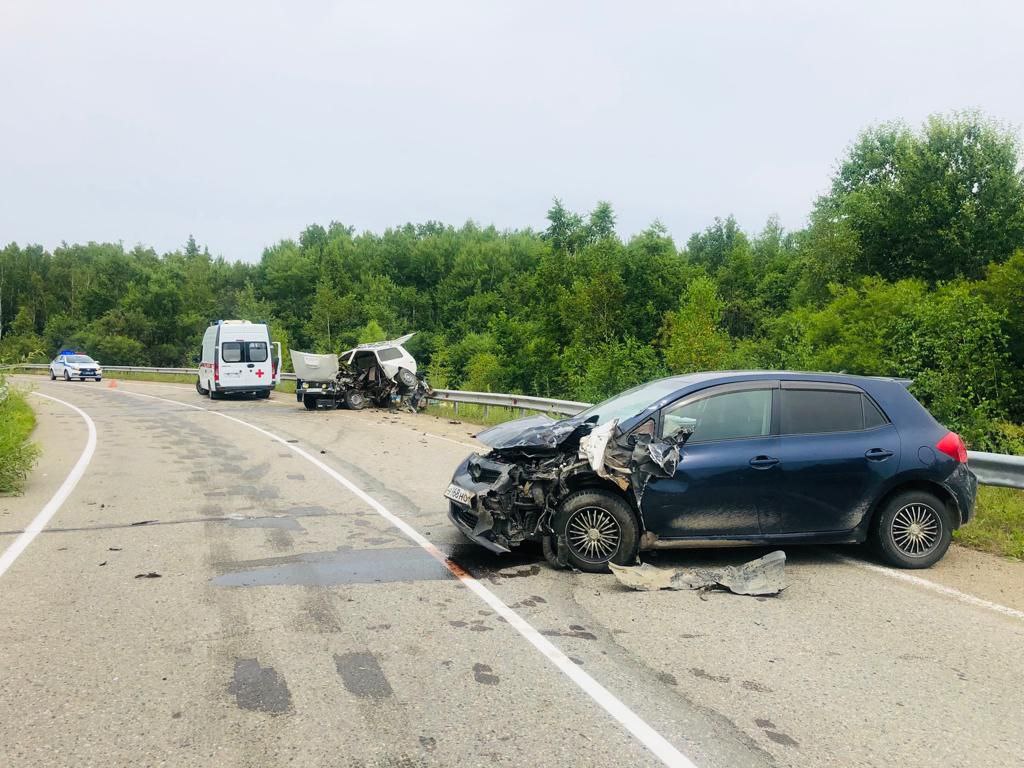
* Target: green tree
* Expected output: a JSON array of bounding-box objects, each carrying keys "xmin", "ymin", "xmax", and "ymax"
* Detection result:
[{"xmin": 660, "ymin": 277, "xmax": 733, "ymax": 373}]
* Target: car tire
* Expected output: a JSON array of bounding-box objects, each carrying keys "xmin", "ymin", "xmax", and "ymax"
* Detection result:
[
  {"xmin": 344, "ymin": 390, "xmax": 367, "ymax": 410},
  {"xmin": 873, "ymin": 489, "xmax": 952, "ymax": 569},
  {"xmin": 195, "ymin": 377, "xmax": 208, "ymax": 396},
  {"xmin": 95, "ymin": 378, "xmax": 102, "ymax": 382},
  {"xmin": 302, "ymin": 394, "xmax": 318, "ymax": 411},
  {"xmin": 258, "ymin": 390, "xmax": 270, "ymax": 399},
  {"xmin": 209, "ymin": 387, "xmax": 221, "ymax": 401},
  {"xmin": 63, "ymin": 370, "xmax": 70, "ymax": 381},
  {"xmin": 551, "ymin": 489, "xmax": 639, "ymax": 573},
  {"xmin": 395, "ymin": 368, "xmax": 418, "ymax": 392},
  {"xmin": 49, "ymin": 368, "xmax": 56, "ymax": 380}
]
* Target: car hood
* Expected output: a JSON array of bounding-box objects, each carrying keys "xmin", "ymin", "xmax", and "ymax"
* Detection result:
[{"xmin": 474, "ymin": 414, "xmax": 592, "ymax": 452}]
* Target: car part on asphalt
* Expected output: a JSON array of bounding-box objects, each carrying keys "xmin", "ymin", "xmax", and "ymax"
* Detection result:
[{"xmin": 608, "ymin": 550, "xmax": 787, "ymax": 596}]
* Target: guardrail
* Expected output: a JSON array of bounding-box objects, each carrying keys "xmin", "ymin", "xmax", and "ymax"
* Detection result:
[{"xmin": 3, "ymin": 362, "xmax": 1021, "ymax": 488}]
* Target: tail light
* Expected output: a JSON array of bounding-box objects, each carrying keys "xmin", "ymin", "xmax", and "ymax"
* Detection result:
[
  {"xmin": 936, "ymin": 432, "xmax": 968, "ymax": 463},
  {"xmin": 214, "ymin": 359, "xmax": 220, "ymax": 383}
]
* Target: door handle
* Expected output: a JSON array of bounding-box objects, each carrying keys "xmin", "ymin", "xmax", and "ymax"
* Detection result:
[
  {"xmin": 749, "ymin": 455, "xmax": 779, "ymax": 469},
  {"xmin": 247, "ymin": 363, "xmax": 255, "ymax": 368},
  {"xmin": 865, "ymin": 448, "xmax": 894, "ymax": 461}
]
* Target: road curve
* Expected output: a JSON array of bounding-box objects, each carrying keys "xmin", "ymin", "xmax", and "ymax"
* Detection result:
[{"xmin": 1, "ymin": 376, "xmax": 1022, "ymax": 768}]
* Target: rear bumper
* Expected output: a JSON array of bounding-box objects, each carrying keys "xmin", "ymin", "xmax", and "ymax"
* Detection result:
[
  {"xmin": 214, "ymin": 385, "xmax": 273, "ymax": 394},
  {"xmin": 945, "ymin": 463, "xmax": 978, "ymax": 526}
]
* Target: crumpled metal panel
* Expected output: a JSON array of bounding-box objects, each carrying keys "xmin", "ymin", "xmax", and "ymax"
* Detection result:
[{"xmin": 609, "ymin": 550, "xmax": 787, "ymax": 596}]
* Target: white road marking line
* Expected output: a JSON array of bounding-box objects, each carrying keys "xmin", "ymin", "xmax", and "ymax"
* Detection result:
[
  {"xmin": 835, "ymin": 555, "xmax": 1024, "ymax": 621},
  {"xmin": 0, "ymin": 393, "xmax": 97, "ymax": 579},
  {"xmin": 113, "ymin": 388, "xmax": 698, "ymax": 768}
]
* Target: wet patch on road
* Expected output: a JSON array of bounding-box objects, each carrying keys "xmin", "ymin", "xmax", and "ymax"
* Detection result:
[
  {"xmin": 472, "ymin": 663, "xmax": 499, "ymax": 685},
  {"xmin": 334, "ymin": 652, "xmax": 394, "ymax": 699},
  {"xmin": 228, "ymin": 658, "xmax": 292, "ymax": 714},
  {"xmin": 540, "ymin": 625, "xmax": 597, "ymax": 641},
  {"xmin": 212, "ymin": 546, "xmax": 453, "ymax": 587}
]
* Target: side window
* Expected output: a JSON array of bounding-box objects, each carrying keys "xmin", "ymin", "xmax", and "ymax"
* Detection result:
[
  {"xmin": 247, "ymin": 342, "xmax": 268, "ymax": 362},
  {"xmin": 377, "ymin": 347, "xmax": 403, "ymax": 362},
  {"xmin": 662, "ymin": 389, "xmax": 773, "ymax": 442},
  {"xmin": 863, "ymin": 395, "xmax": 889, "ymax": 429},
  {"xmin": 780, "ymin": 389, "xmax": 863, "ymax": 435},
  {"xmin": 221, "ymin": 342, "xmax": 243, "ymax": 363}
]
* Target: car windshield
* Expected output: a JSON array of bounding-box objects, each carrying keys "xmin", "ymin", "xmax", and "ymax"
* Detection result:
[
  {"xmin": 575, "ymin": 378, "xmax": 687, "ymax": 425},
  {"xmin": 66, "ymin": 355, "xmax": 94, "ymax": 363}
]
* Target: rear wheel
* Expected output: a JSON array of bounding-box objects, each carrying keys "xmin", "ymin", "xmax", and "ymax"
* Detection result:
[
  {"xmin": 195, "ymin": 377, "xmax": 208, "ymax": 396},
  {"xmin": 302, "ymin": 394, "xmax": 318, "ymax": 411},
  {"xmin": 258, "ymin": 389, "xmax": 270, "ymax": 399},
  {"xmin": 873, "ymin": 490, "xmax": 951, "ymax": 569},
  {"xmin": 344, "ymin": 390, "xmax": 367, "ymax": 410},
  {"xmin": 551, "ymin": 490, "xmax": 639, "ymax": 573},
  {"xmin": 209, "ymin": 386, "xmax": 221, "ymax": 401},
  {"xmin": 49, "ymin": 369, "xmax": 56, "ymax": 380}
]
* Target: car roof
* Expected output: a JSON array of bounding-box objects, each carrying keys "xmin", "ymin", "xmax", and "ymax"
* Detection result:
[
  {"xmin": 346, "ymin": 333, "xmax": 416, "ymax": 353},
  {"xmin": 652, "ymin": 370, "xmax": 907, "ymax": 388}
]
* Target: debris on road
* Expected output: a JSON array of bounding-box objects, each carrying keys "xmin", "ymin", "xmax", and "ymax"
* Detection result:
[
  {"xmin": 130, "ymin": 520, "xmax": 157, "ymax": 526},
  {"xmin": 98, "ymin": 561, "xmax": 107, "ymax": 566},
  {"xmin": 134, "ymin": 571, "xmax": 162, "ymax": 579},
  {"xmin": 609, "ymin": 551, "xmax": 787, "ymax": 596},
  {"xmin": 108, "ymin": 547, "xmax": 122, "ymax": 551}
]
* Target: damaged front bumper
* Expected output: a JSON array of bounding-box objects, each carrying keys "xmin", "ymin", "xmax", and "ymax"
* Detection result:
[{"xmin": 445, "ymin": 455, "xmax": 537, "ymax": 554}]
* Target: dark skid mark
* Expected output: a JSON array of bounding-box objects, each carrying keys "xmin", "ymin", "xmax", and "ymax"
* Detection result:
[
  {"xmin": 690, "ymin": 667, "xmax": 731, "ymax": 683},
  {"xmin": 212, "ymin": 547, "xmax": 453, "ymax": 587},
  {"xmin": 742, "ymin": 680, "xmax": 773, "ymax": 693},
  {"xmin": 228, "ymin": 516, "xmax": 305, "ymax": 531},
  {"xmin": 764, "ymin": 731, "xmax": 800, "ymax": 747},
  {"xmin": 472, "ymin": 663, "xmax": 499, "ymax": 685},
  {"xmin": 334, "ymin": 652, "xmax": 394, "ymax": 699},
  {"xmin": 540, "ymin": 628, "xmax": 597, "ymax": 641},
  {"xmin": 228, "ymin": 658, "xmax": 292, "ymax": 714},
  {"xmin": 286, "ymin": 473, "xmax": 305, "ymax": 481}
]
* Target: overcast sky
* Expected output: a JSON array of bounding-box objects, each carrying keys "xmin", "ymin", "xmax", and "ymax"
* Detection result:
[{"xmin": 2, "ymin": 1, "xmax": 1022, "ymax": 262}]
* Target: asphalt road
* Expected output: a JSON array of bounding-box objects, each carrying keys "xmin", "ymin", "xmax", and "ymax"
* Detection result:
[{"xmin": 2, "ymin": 376, "xmax": 1023, "ymax": 768}]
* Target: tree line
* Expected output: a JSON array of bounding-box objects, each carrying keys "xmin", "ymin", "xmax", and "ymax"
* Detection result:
[{"xmin": 2, "ymin": 112, "xmax": 1023, "ymax": 451}]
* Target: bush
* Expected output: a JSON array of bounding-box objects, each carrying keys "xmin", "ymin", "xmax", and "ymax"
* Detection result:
[{"xmin": 0, "ymin": 378, "xmax": 40, "ymax": 494}]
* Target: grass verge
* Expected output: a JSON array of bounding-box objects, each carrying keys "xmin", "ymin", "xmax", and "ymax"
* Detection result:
[
  {"xmin": 0, "ymin": 379, "xmax": 40, "ymax": 494},
  {"xmin": 954, "ymin": 485, "xmax": 1024, "ymax": 560}
]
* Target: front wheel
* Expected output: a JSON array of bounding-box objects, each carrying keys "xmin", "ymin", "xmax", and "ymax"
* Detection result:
[
  {"xmin": 873, "ymin": 490, "xmax": 952, "ymax": 569},
  {"xmin": 302, "ymin": 394, "xmax": 318, "ymax": 411},
  {"xmin": 550, "ymin": 489, "xmax": 639, "ymax": 573},
  {"xmin": 49, "ymin": 368, "xmax": 56, "ymax": 380},
  {"xmin": 63, "ymin": 370, "xmax": 70, "ymax": 381},
  {"xmin": 344, "ymin": 390, "xmax": 367, "ymax": 410}
]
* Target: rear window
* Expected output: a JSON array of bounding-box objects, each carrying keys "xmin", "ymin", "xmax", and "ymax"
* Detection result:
[
  {"xmin": 247, "ymin": 342, "xmax": 268, "ymax": 362},
  {"xmin": 377, "ymin": 346, "xmax": 404, "ymax": 362},
  {"xmin": 781, "ymin": 389, "xmax": 864, "ymax": 434},
  {"xmin": 221, "ymin": 342, "xmax": 243, "ymax": 363},
  {"xmin": 863, "ymin": 396, "xmax": 889, "ymax": 428}
]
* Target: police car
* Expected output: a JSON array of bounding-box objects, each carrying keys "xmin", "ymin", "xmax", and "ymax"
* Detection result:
[{"xmin": 49, "ymin": 351, "xmax": 103, "ymax": 382}]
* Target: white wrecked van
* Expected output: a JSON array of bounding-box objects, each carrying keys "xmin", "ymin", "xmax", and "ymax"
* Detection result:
[{"xmin": 196, "ymin": 320, "xmax": 282, "ymax": 399}]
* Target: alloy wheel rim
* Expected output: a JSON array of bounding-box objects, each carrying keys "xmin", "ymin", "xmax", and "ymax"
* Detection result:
[
  {"xmin": 566, "ymin": 506, "xmax": 621, "ymax": 563},
  {"xmin": 890, "ymin": 503, "xmax": 941, "ymax": 557}
]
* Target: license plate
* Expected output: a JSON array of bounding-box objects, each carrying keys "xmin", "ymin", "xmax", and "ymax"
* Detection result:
[{"xmin": 444, "ymin": 483, "xmax": 474, "ymax": 505}]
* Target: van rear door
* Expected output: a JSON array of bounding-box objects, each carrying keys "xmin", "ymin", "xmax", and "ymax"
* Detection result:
[{"xmin": 219, "ymin": 335, "xmax": 272, "ymax": 389}]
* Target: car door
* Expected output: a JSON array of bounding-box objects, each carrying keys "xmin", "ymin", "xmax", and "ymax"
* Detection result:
[
  {"xmin": 54, "ymin": 356, "xmax": 66, "ymax": 376},
  {"xmin": 770, "ymin": 382, "xmax": 900, "ymax": 533},
  {"xmin": 640, "ymin": 381, "xmax": 778, "ymax": 538}
]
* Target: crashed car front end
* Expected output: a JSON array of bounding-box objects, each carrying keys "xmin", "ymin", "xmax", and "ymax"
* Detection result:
[{"xmin": 445, "ymin": 415, "xmax": 688, "ymax": 556}]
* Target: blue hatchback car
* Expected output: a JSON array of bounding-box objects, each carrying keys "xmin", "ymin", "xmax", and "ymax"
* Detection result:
[{"xmin": 445, "ymin": 372, "xmax": 977, "ymax": 571}]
